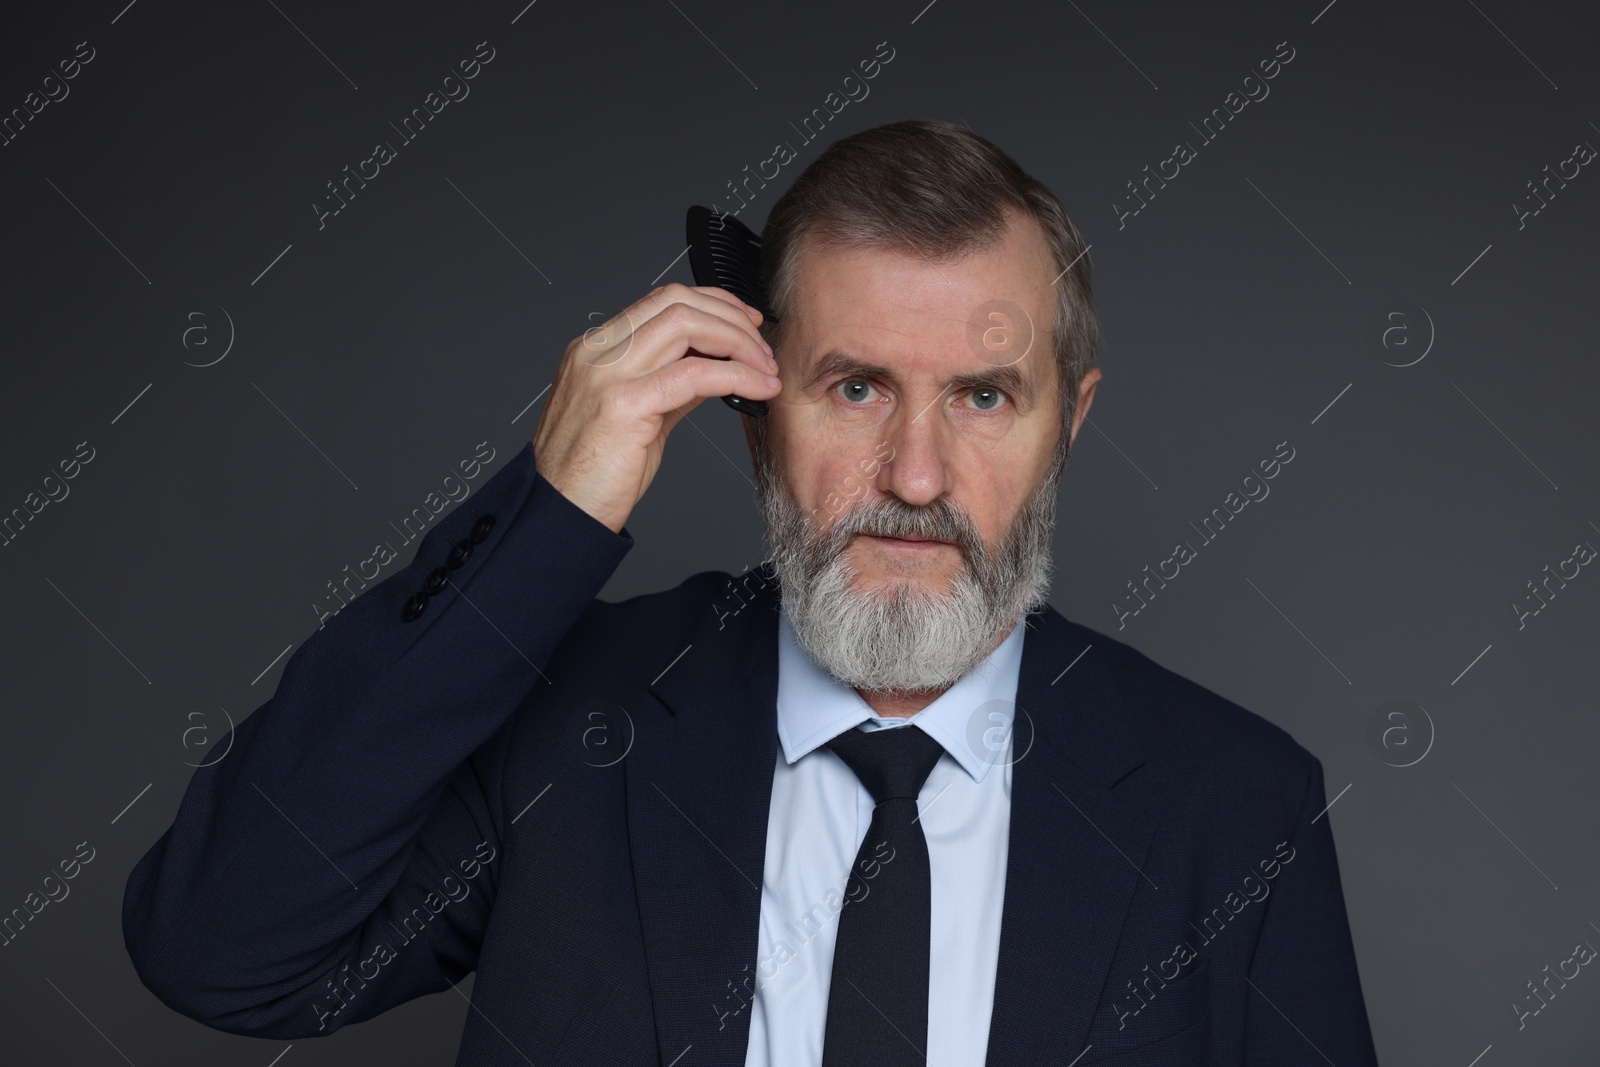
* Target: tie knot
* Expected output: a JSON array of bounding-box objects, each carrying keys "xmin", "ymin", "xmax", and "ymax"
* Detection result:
[{"xmin": 825, "ymin": 724, "xmax": 946, "ymax": 805}]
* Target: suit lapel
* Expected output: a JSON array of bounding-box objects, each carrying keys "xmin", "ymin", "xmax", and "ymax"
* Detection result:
[
  {"xmin": 629, "ymin": 573, "xmax": 782, "ymax": 1066},
  {"xmin": 627, "ymin": 578, "xmax": 1155, "ymax": 1066},
  {"xmin": 984, "ymin": 606, "xmax": 1158, "ymax": 1065}
]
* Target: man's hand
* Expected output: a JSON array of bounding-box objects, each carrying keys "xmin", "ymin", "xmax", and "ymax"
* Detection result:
[{"xmin": 532, "ymin": 284, "xmax": 781, "ymax": 534}]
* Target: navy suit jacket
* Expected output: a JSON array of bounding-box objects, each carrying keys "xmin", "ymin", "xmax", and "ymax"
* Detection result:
[{"xmin": 123, "ymin": 442, "xmax": 1380, "ymax": 1066}]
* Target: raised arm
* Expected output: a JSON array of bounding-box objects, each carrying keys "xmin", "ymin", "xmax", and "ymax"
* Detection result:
[
  {"xmin": 122, "ymin": 443, "xmax": 632, "ymax": 1036},
  {"xmin": 122, "ymin": 283, "xmax": 780, "ymax": 1038}
]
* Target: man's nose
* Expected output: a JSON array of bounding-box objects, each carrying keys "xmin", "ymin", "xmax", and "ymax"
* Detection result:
[{"xmin": 875, "ymin": 398, "xmax": 953, "ymax": 508}]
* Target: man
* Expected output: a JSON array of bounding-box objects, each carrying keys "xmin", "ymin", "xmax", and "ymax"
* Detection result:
[{"xmin": 123, "ymin": 119, "xmax": 1379, "ymax": 1066}]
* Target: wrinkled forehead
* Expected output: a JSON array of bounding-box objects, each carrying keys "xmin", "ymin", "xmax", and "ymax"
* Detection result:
[{"xmin": 783, "ymin": 217, "xmax": 1058, "ymax": 390}]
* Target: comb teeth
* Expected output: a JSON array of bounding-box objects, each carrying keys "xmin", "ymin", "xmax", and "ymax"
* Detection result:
[
  {"xmin": 686, "ymin": 206, "xmax": 779, "ymax": 322},
  {"xmin": 685, "ymin": 205, "xmax": 777, "ymax": 418},
  {"xmin": 709, "ymin": 242, "xmax": 761, "ymax": 281}
]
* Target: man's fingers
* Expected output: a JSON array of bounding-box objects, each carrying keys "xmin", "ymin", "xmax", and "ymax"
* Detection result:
[
  {"xmin": 689, "ymin": 285, "xmax": 765, "ymax": 325},
  {"xmin": 620, "ymin": 301, "xmax": 777, "ymax": 379},
  {"xmin": 624, "ymin": 353, "xmax": 781, "ymax": 418},
  {"xmin": 631, "ymin": 283, "xmax": 770, "ymax": 356},
  {"xmin": 534, "ymin": 282, "xmax": 776, "ymax": 535}
]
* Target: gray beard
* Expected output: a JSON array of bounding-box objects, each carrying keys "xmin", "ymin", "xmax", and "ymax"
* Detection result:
[{"xmin": 753, "ymin": 438, "xmax": 1066, "ymax": 694}]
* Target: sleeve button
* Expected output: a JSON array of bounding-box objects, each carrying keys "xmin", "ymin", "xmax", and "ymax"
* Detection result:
[
  {"xmin": 401, "ymin": 592, "xmax": 429, "ymax": 621},
  {"xmin": 423, "ymin": 567, "xmax": 451, "ymax": 595},
  {"xmin": 470, "ymin": 514, "xmax": 496, "ymax": 544},
  {"xmin": 447, "ymin": 539, "xmax": 474, "ymax": 569}
]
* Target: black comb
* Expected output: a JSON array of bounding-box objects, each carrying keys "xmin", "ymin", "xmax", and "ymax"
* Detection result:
[{"xmin": 686, "ymin": 205, "xmax": 779, "ymax": 417}]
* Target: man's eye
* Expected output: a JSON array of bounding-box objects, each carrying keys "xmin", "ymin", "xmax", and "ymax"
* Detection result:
[
  {"xmin": 836, "ymin": 379, "xmax": 877, "ymax": 404},
  {"xmin": 968, "ymin": 387, "xmax": 1008, "ymax": 411}
]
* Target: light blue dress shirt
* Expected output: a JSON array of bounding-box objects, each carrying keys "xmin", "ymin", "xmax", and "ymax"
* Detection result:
[{"xmin": 742, "ymin": 609, "xmax": 1026, "ymax": 1067}]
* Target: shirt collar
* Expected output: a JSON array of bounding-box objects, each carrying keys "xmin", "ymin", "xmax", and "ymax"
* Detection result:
[{"xmin": 775, "ymin": 607, "xmax": 1027, "ymax": 784}]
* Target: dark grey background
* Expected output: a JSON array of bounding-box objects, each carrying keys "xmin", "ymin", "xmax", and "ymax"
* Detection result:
[{"xmin": 3, "ymin": 0, "xmax": 1597, "ymax": 1063}]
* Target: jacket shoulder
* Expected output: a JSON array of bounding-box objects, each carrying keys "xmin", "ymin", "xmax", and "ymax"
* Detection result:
[{"xmin": 1049, "ymin": 610, "xmax": 1320, "ymax": 800}]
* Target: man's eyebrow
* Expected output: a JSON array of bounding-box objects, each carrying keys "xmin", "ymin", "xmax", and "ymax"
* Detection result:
[{"xmin": 801, "ymin": 350, "xmax": 1037, "ymax": 407}]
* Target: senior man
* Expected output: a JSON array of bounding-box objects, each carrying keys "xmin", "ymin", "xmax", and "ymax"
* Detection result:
[{"xmin": 125, "ymin": 118, "xmax": 1378, "ymax": 1067}]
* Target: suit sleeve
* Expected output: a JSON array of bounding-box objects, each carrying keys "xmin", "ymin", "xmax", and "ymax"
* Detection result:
[
  {"xmin": 1243, "ymin": 755, "xmax": 1381, "ymax": 1066},
  {"xmin": 121, "ymin": 442, "xmax": 633, "ymax": 1038}
]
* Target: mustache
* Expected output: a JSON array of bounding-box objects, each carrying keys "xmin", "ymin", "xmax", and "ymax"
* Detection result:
[{"xmin": 817, "ymin": 496, "xmax": 985, "ymax": 562}]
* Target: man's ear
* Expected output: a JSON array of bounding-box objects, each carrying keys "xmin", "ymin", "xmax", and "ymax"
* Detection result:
[{"xmin": 1068, "ymin": 367, "xmax": 1103, "ymax": 447}]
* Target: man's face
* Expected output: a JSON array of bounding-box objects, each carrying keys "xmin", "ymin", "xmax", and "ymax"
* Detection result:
[{"xmin": 748, "ymin": 207, "xmax": 1101, "ymax": 692}]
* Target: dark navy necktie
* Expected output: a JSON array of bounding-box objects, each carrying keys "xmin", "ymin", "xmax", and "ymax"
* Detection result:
[{"xmin": 821, "ymin": 723, "xmax": 947, "ymax": 1066}]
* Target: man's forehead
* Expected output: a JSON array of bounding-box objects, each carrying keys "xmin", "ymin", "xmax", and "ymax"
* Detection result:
[
  {"xmin": 797, "ymin": 237, "xmax": 1049, "ymax": 311},
  {"xmin": 785, "ymin": 220, "xmax": 1055, "ymax": 384}
]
